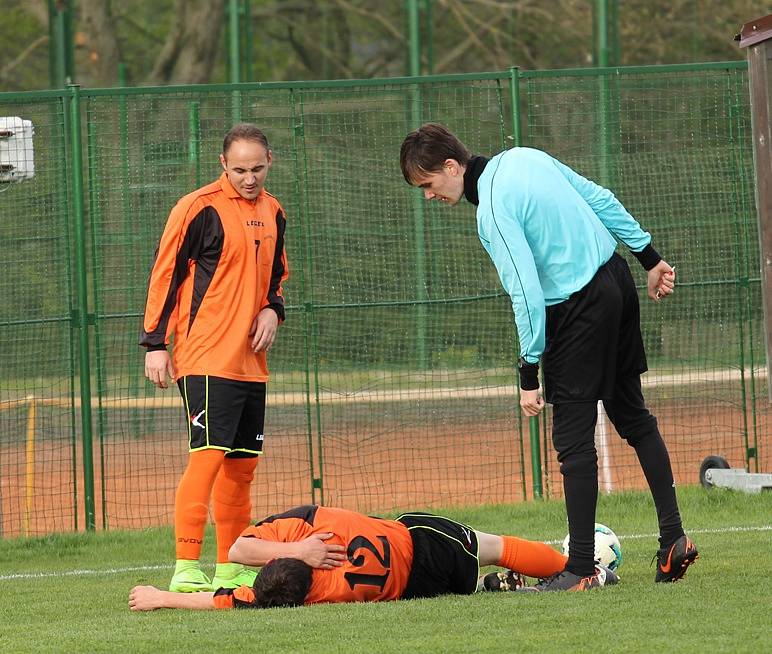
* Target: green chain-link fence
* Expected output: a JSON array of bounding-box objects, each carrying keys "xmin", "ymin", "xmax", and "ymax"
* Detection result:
[{"xmin": 0, "ymin": 61, "xmax": 768, "ymax": 537}]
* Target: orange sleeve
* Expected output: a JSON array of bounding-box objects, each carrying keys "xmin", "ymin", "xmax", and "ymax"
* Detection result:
[
  {"xmin": 213, "ymin": 586, "xmax": 257, "ymax": 609},
  {"xmin": 139, "ymin": 196, "xmax": 203, "ymax": 348},
  {"xmin": 241, "ymin": 514, "xmax": 311, "ymax": 543},
  {"xmin": 261, "ymin": 204, "xmax": 289, "ymax": 322},
  {"xmin": 212, "ymin": 589, "xmax": 235, "ymax": 609}
]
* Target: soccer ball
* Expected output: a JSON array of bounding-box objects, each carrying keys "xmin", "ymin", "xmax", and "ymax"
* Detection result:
[{"xmin": 561, "ymin": 523, "xmax": 622, "ymax": 571}]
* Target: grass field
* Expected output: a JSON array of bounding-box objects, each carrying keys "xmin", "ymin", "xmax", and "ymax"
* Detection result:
[{"xmin": 0, "ymin": 486, "xmax": 770, "ymax": 653}]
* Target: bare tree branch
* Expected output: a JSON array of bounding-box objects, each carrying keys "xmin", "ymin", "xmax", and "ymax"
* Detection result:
[
  {"xmin": 148, "ymin": 0, "xmax": 227, "ymax": 85},
  {"xmin": 433, "ymin": 1, "xmax": 494, "ymax": 72},
  {"xmin": 21, "ymin": 0, "xmax": 49, "ymax": 26},
  {"xmin": 270, "ymin": 4, "xmax": 357, "ymax": 79},
  {"xmin": 0, "ymin": 35, "xmax": 49, "ymax": 84},
  {"xmin": 331, "ymin": 0, "xmax": 404, "ymax": 42},
  {"xmin": 79, "ymin": 0, "xmax": 122, "ymax": 87}
]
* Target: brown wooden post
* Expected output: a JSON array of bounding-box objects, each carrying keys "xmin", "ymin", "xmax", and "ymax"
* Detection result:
[{"xmin": 737, "ymin": 14, "xmax": 772, "ymax": 402}]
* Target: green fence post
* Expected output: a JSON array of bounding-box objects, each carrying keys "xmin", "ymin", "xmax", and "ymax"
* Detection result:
[
  {"xmin": 116, "ymin": 64, "xmax": 142, "ymax": 443},
  {"xmin": 243, "ymin": 0, "xmax": 252, "ymax": 82},
  {"xmin": 423, "ymin": 0, "xmax": 434, "ymax": 75},
  {"xmin": 529, "ymin": 417, "xmax": 543, "ymax": 499},
  {"xmin": 508, "ymin": 66, "xmax": 522, "ymax": 147},
  {"xmin": 48, "ymin": 0, "xmax": 66, "ymax": 87},
  {"xmin": 594, "ymin": 0, "xmax": 609, "ymax": 67},
  {"xmin": 727, "ymin": 72, "xmax": 760, "ymax": 474},
  {"xmin": 48, "ymin": 0, "xmax": 75, "ymax": 87},
  {"xmin": 509, "ymin": 66, "xmax": 542, "ymax": 499},
  {"xmin": 595, "ymin": 0, "xmax": 612, "ymax": 187},
  {"xmin": 188, "ymin": 101, "xmax": 201, "ymax": 187},
  {"xmin": 55, "ymin": 88, "xmax": 81, "ymax": 531},
  {"xmin": 508, "ymin": 67, "xmax": 529, "ymax": 500},
  {"xmin": 609, "ymin": 0, "xmax": 620, "ymax": 66},
  {"xmin": 406, "ymin": 0, "xmax": 421, "ymax": 76},
  {"xmin": 407, "ymin": 0, "xmax": 428, "ymax": 368},
  {"xmin": 731, "ymin": 69, "xmax": 762, "ymax": 472},
  {"xmin": 86, "ymin": 107, "xmax": 109, "ymax": 530},
  {"xmin": 228, "ymin": 0, "xmax": 241, "ymax": 84},
  {"xmin": 726, "ymin": 76, "xmax": 749, "ymax": 472},
  {"xmin": 290, "ymin": 88, "xmax": 321, "ymax": 505},
  {"xmin": 66, "ymin": 83, "xmax": 96, "ymax": 530},
  {"xmin": 228, "ymin": 0, "xmax": 242, "ymax": 122}
]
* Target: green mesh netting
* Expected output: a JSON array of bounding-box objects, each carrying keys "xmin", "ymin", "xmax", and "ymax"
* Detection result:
[{"xmin": 0, "ymin": 64, "xmax": 767, "ymax": 537}]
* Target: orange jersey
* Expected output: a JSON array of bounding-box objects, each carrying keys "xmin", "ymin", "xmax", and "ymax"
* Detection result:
[
  {"xmin": 140, "ymin": 173, "xmax": 288, "ymax": 381},
  {"xmin": 217, "ymin": 505, "xmax": 414, "ymax": 607}
]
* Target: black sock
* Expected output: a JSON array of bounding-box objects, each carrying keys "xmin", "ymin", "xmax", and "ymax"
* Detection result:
[
  {"xmin": 633, "ymin": 429, "xmax": 684, "ymax": 549},
  {"xmin": 553, "ymin": 402, "xmax": 599, "ymax": 577},
  {"xmin": 603, "ymin": 376, "xmax": 685, "ymax": 550},
  {"xmin": 563, "ymin": 470, "xmax": 599, "ymax": 576}
]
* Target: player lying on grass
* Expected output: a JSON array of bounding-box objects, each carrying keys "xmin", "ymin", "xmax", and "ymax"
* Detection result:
[{"xmin": 129, "ymin": 504, "xmax": 619, "ymax": 610}]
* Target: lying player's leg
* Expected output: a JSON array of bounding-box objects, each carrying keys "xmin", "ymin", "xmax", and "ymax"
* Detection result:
[{"xmin": 476, "ymin": 531, "xmax": 567, "ymax": 578}]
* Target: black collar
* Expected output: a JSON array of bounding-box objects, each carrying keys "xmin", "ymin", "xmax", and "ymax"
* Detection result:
[{"xmin": 463, "ymin": 155, "xmax": 489, "ymax": 206}]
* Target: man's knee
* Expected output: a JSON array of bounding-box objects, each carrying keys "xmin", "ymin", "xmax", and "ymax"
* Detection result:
[
  {"xmin": 222, "ymin": 456, "xmax": 258, "ymax": 484},
  {"xmin": 558, "ymin": 449, "xmax": 598, "ymax": 478},
  {"xmin": 552, "ymin": 402, "xmax": 598, "ymax": 455},
  {"xmin": 616, "ymin": 413, "xmax": 659, "ymax": 446}
]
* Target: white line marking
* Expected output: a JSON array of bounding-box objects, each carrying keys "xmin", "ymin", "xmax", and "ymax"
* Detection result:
[
  {"xmin": 544, "ymin": 524, "xmax": 772, "ymax": 545},
  {"xmin": 0, "ymin": 563, "xmax": 172, "ymax": 581},
  {"xmin": 2, "ymin": 366, "xmax": 767, "ymax": 409},
  {"xmin": 2, "ymin": 525, "xmax": 770, "ymax": 581}
]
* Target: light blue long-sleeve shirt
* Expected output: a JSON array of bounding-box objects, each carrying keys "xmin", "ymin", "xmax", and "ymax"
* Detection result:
[{"xmin": 475, "ymin": 147, "xmax": 652, "ymax": 364}]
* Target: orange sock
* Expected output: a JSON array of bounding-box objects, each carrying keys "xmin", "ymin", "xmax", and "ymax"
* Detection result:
[
  {"xmin": 498, "ymin": 535, "xmax": 568, "ymax": 578},
  {"xmin": 212, "ymin": 456, "xmax": 258, "ymax": 563},
  {"xmin": 174, "ymin": 449, "xmax": 225, "ymax": 560}
]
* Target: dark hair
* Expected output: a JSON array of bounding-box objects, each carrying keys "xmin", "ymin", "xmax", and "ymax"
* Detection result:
[
  {"xmin": 251, "ymin": 558, "xmax": 313, "ymax": 608},
  {"xmin": 222, "ymin": 123, "xmax": 270, "ymax": 156},
  {"xmin": 399, "ymin": 122, "xmax": 471, "ymax": 184}
]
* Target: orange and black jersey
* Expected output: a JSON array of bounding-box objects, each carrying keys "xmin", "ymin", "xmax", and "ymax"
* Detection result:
[
  {"xmin": 140, "ymin": 173, "xmax": 288, "ymax": 382},
  {"xmin": 213, "ymin": 505, "xmax": 414, "ymax": 608}
]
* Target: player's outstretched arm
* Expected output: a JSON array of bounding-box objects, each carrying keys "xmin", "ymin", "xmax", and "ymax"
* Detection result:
[{"xmin": 129, "ymin": 585, "xmax": 215, "ymax": 611}]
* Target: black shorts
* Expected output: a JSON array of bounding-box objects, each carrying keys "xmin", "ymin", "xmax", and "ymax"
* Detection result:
[
  {"xmin": 543, "ymin": 253, "xmax": 647, "ymax": 404},
  {"xmin": 178, "ymin": 375, "xmax": 266, "ymax": 457},
  {"xmin": 397, "ymin": 513, "xmax": 480, "ymax": 599}
]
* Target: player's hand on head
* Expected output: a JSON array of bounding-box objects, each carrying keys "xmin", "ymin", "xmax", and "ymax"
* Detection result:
[
  {"xmin": 251, "ymin": 307, "xmax": 279, "ymax": 352},
  {"xmin": 647, "ymin": 261, "xmax": 676, "ymax": 302},
  {"xmin": 144, "ymin": 350, "xmax": 175, "ymax": 389},
  {"xmin": 298, "ymin": 533, "xmax": 346, "ymax": 569},
  {"xmin": 520, "ymin": 388, "xmax": 545, "ymax": 417},
  {"xmin": 128, "ymin": 585, "xmax": 163, "ymax": 611}
]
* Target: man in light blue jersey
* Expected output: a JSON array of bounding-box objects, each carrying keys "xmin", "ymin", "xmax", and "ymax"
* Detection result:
[{"xmin": 399, "ymin": 123, "xmax": 698, "ymax": 591}]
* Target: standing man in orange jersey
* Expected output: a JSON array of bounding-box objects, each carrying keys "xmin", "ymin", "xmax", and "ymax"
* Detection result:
[{"xmin": 140, "ymin": 123, "xmax": 289, "ymax": 593}]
